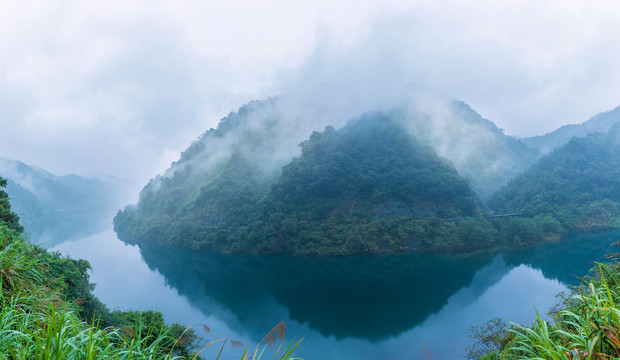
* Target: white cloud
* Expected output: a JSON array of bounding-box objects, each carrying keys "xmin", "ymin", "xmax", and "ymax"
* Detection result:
[{"xmin": 0, "ymin": 0, "xmax": 618, "ymax": 182}]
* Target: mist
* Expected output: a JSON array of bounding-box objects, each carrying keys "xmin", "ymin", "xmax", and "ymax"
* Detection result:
[{"xmin": 0, "ymin": 1, "xmax": 619, "ymax": 186}]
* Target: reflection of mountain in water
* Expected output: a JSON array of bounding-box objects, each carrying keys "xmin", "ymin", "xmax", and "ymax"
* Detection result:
[
  {"xmin": 32, "ymin": 211, "xmax": 113, "ymax": 248},
  {"xmin": 123, "ymin": 230, "xmax": 620, "ymax": 342},
  {"xmin": 502, "ymin": 229, "xmax": 620, "ymax": 286},
  {"xmin": 130, "ymin": 236, "xmax": 498, "ymax": 341}
]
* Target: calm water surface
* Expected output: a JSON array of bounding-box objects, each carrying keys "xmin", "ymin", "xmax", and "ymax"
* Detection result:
[{"xmin": 39, "ymin": 215, "xmax": 620, "ymax": 360}]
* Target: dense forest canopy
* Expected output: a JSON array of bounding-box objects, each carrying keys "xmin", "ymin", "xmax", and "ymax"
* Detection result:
[
  {"xmin": 246, "ymin": 113, "xmax": 481, "ymax": 255},
  {"xmin": 115, "ymin": 98, "xmax": 620, "ymax": 256},
  {"xmin": 492, "ymin": 123, "xmax": 620, "ymax": 231},
  {"xmin": 0, "ymin": 176, "xmax": 24, "ymax": 233},
  {"xmin": 116, "ymin": 110, "xmax": 494, "ymax": 255}
]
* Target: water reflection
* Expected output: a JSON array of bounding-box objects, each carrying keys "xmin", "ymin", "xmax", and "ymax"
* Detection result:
[
  {"xmin": 125, "ymin": 230, "xmax": 620, "ymax": 343},
  {"xmin": 503, "ymin": 230, "xmax": 620, "ymax": 286},
  {"xmin": 135, "ymin": 242, "xmax": 498, "ymax": 341},
  {"xmin": 51, "ymin": 226, "xmax": 620, "ymax": 359},
  {"xmin": 30, "ymin": 214, "xmax": 111, "ymax": 247}
]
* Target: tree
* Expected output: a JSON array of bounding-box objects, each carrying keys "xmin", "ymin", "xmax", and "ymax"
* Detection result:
[
  {"xmin": 466, "ymin": 317, "xmax": 513, "ymax": 360},
  {"xmin": 0, "ymin": 177, "xmax": 24, "ymax": 233}
]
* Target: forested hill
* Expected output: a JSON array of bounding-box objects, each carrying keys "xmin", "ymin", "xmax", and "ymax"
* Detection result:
[
  {"xmin": 522, "ymin": 104, "xmax": 620, "ymax": 154},
  {"xmin": 491, "ymin": 123, "xmax": 620, "ymax": 232},
  {"xmin": 114, "ymin": 95, "xmax": 563, "ymax": 256},
  {"xmin": 247, "ymin": 114, "xmax": 480, "ymax": 255},
  {"xmin": 128, "ymin": 97, "xmax": 538, "ymax": 208},
  {"xmin": 115, "ymin": 112, "xmax": 490, "ymax": 255}
]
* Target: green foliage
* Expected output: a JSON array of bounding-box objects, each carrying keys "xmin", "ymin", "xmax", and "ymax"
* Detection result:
[
  {"xmin": 246, "ymin": 115, "xmax": 483, "ymax": 255},
  {"xmin": 494, "ymin": 259, "xmax": 620, "ymax": 359},
  {"xmin": 0, "ymin": 177, "xmax": 24, "ymax": 234},
  {"xmin": 399, "ymin": 100, "xmax": 540, "ymax": 202},
  {"xmin": 467, "ymin": 317, "xmax": 515, "ymax": 360},
  {"xmin": 492, "ymin": 126, "xmax": 620, "ymax": 233},
  {"xmin": 0, "ymin": 227, "xmax": 176, "ymax": 359},
  {"xmin": 112, "ymin": 100, "xmax": 620, "ymax": 256},
  {"xmin": 115, "ymin": 113, "xmax": 496, "ymax": 255}
]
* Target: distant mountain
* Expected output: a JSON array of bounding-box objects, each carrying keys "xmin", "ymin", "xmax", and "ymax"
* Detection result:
[
  {"xmin": 522, "ymin": 105, "xmax": 620, "ymax": 154},
  {"xmin": 492, "ymin": 122, "xmax": 620, "ymax": 232},
  {"xmin": 0, "ymin": 158, "xmax": 131, "ymax": 245}
]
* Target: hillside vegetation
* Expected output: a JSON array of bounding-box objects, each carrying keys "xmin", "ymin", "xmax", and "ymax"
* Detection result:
[
  {"xmin": 0, "ymin": 176, "xmax": 206, "ymax": 358},
  {"xmin": 115, "ymin": 97, "xmax": 546, "ymax": 256},
  {"xmin": 116, "ymin": 112, "xmax": 510, "ymax": 255},
  {"xmin": 492, "ymin": 123, "xmax": 620, "ymax": 234},
  {"xmin": 392, "ymin": 100, "xmax": 539, "ymax": 201},
  {"xmin": 470, "ymin": 258, "xmax": 620, "ymax": 359},
  {"xmin": 115, "ymin": 98, "xmax": 620, "ymax": 256},
  {"xmin": 247, "ymin": 114, "xmax": 480, "ymax": 255}
]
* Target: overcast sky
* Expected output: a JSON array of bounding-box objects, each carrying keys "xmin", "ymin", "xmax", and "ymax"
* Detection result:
[{"xmin": 1, "ymin": 0, "xmax": 619, "ymax": 185}]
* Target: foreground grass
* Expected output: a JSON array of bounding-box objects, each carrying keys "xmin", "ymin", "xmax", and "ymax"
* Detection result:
[
  {"xmin": 0, "ymin": 224, "xmax": 302, "ymax": 360},
  {"xmin": 485, "ymin": 262, "xmax": 620, "ymax": 360}
]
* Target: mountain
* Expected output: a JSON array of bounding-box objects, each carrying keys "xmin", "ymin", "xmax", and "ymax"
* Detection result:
[
  {"xmin": 114, "ymin": 97, "xmax": 545, "ymax": 255},
  {"xmin": 391, "ymin": 100, "xmax": 539, "ymax": 201},
  {"xmin": 491, "ymin": 123, "xmax": 620, "ymax": 232},
  {"xmin": 0, "ymin": 158, "xmax": 131, "ymax": 245},
  {"xmin": 115, "ymin": 104, "xmax": 512, "ymax": 255},
  {"xmin": 522, "ymin": 105, "xmax": 620, "ymax": 154},
  {"xmin": 242, "ymin": 113, "xmax": 481, "ymax": 255},
  {"xmin": 133, "ymin": 240, "xmax": 498, "ymax": 341}
]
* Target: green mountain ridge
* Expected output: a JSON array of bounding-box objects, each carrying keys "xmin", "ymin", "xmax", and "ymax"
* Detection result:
[
  {"xmin": 522, "ymin": 104, "xmax": 620, "ymax": 154},
  {"xmin": 492, "ymin": 122, "xmax": 620, "ymax": 232},
  {"xmin": 245, "ymin": 113, "xmax": 480, "ymax": 255},
  {"xmin": 114, "ymin": 97, "xmax": 620, "ymax": 256},
  {"xmin": 115, "ymin": 109, "xmax": 495, "ymax": 255}
]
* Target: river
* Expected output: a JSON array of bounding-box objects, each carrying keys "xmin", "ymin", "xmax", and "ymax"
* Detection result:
[{"xmin": 32, "ymin": 212, "xmax": 620, "ymax": 359}]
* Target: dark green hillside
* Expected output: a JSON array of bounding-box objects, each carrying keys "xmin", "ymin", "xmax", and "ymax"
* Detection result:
[
  {"xmin": 266, "ymin": 113, "xmax": 477, "ymax": 215},
  {"xmin": 492, "ymin": 123, "xmax": 620, "ymax": 232},
  {"xmin": 245, "ymin": 113, "xmax": 480, "ymax": 255},
  {"xmin": 116, "ymin": 110, "xmax": 505, "ymax": 255},
  {"xmin": 116, "ymin": 154, "xmax": 270, "ymax": 250},
  {"xmin": 114, "ymin": 99, "xmax": 286, "ymax": 252},
  {"xmin": 0, "ymin": 177, "xmax": 24, "ymax": 233},
  {"xmin": 116, "ymin": 98, "xmax": 556, "ymax": 256}
]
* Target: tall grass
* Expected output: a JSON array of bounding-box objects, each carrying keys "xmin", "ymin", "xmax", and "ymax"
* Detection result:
[
  {"xmin": 504, "ymin": 263, "xmax": 620, "ymax": 359},
  {"xmin": 0, "ymin": 296, "xmax": 191, "ymax": 359}
]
